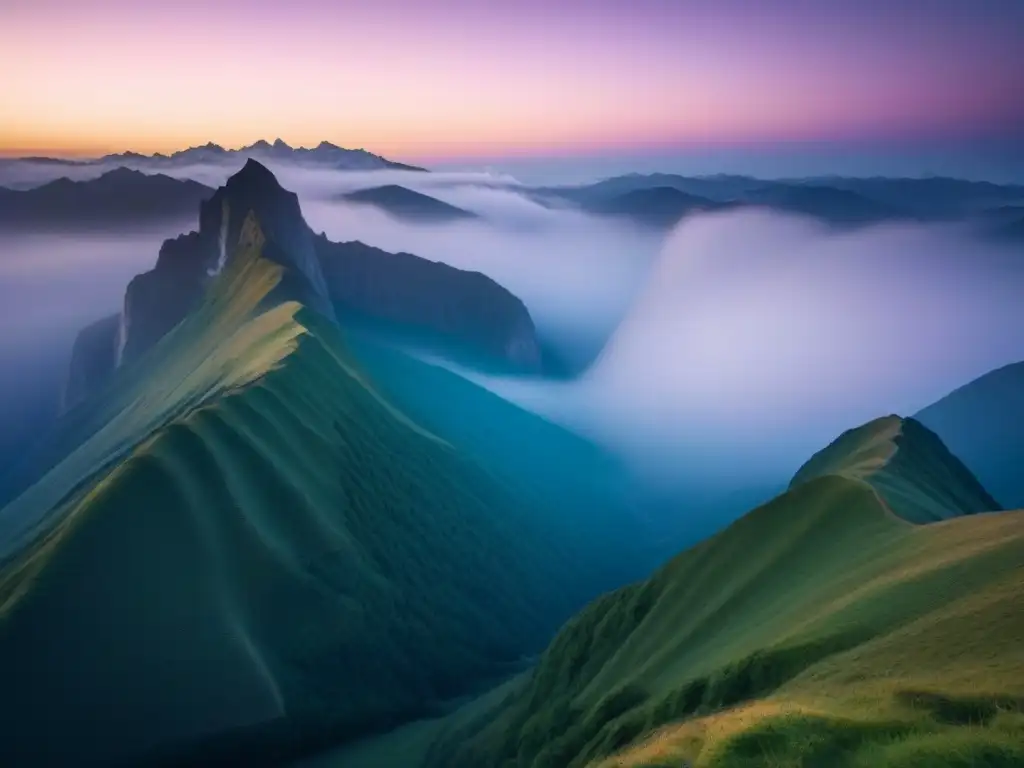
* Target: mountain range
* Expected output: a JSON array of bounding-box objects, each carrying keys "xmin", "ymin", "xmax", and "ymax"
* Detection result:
[
  {"xmin": 2, "ymin": 139, "xmax": 426, "ymax": 173},
  {"xmin": 538, "ymin": 173, "xmax": 1024, "ymax": 231},
  {"xmin": 0, "ymin": 167, "xmax": 213, "ymax": 230},
  {"xmin": 0, "ymin": 160, "xmax": 1022, "ymax": 767}
]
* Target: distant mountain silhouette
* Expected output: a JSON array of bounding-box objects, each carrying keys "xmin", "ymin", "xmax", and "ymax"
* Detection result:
[
  {"xmin": 0, "ymin": 168, "xmax": 213, "ymax": 230},
  {"xmin": 976, "ymin": 205, "xmax": 1024, "ymax": 240},
  {"xmin": 582, "ymin": 186, "xmax": 718, "ymax": 228},
  {"xmin": 916, "ymin": 361, "xmax": 1024, "ymax": 508},
  {"xmin": 812, "ymin": 177, "xmax": 1024, "ymax": 218},
  {"xmin": 738, "ymin": 183, "xmax": 907, "ymax": 223},
  {"xmin": 535, "ymin": 173, "xmax": 1024, "ymax": 228},
  {"xmin": 100, "ymin": 139, "xmax": 427, "ymax": 171},
  {"xmin": 339, "ymin": 184, "xmax": 478, "ymax": 222}
]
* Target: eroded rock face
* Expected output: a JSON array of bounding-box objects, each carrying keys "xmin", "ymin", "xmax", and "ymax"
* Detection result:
[{"xmin": 314, "ymin": 236, "xmax": 543, "ymax": 372}]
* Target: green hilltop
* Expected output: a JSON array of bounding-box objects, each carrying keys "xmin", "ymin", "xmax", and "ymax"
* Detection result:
[{"xmin": 324, "ymin": 415, "xmax": 1024, "ymax": 768}]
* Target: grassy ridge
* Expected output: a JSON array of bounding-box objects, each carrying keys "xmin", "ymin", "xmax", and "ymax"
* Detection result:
[
  {"xmin": 790, "ymin": 415, "xmax": 999, "ymax": 523},
  {"xmin": 414, "ymin": 417, "xmax": 1023, "ymax": 768},
  {"xmin": 0, "ymin": 216, "xmax": 615, "ymax": 766}
]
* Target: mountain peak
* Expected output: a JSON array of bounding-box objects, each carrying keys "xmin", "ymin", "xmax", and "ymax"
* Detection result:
[
  {"xmin": 229, "ymin": 158, "xmax": 282, "ymax": 190},
  {"xmin": 199, "ymin": 160, "xmax": 335, "ymax": 320},
  {"xmin": 272, "ymin": 138, "xmax": 290, "ymax": 150},
  {"xmin": 99, "ymin": 167, "xmax": 147, "ymax": 181}
]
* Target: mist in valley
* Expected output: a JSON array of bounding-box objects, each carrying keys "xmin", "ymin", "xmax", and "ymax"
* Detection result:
[
  {"xmin": 0, "ymin": 222, "xmax": 193, "ymax": 471},
  {"xmin": 3, "ymin": 158, "xmax": 1024, "ymax": 519}
]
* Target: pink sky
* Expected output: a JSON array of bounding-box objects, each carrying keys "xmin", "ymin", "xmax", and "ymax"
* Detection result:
[{"xmin": 2, "ymin": 0, "xmax": 1022, "ymax": 161}]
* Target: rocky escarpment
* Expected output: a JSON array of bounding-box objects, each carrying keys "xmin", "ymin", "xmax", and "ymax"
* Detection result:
[
  {"xmin": 314, "ymin": 236, "xmax": 542, "ymax": 371},
  {"xmin": 63, "ymin": 161, "xmax": 543, "ymax": 406}
]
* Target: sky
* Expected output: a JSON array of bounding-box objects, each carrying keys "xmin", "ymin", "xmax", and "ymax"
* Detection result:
[{"xmin": 2, "ymin": 0, "xmax": 1023, "ymax": 170}]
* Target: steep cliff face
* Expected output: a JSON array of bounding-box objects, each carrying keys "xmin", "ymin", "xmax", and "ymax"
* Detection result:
[
  {"xmin": 120, "ymin": 232, "xmax": 211, "ymax": 365},
  {"xmin": 314, "ymin": 236, "xmax": 543, "ymax": 371},
  {"xmin": 199, "ymin": 159, "xmax": 335, "ymax": 319},
  {"xmin": 61, "ymin": 314, "xmax": 120, "ymax": 411},
  {"xmin": 117, "ymin": 160, "xmax": 336, "ymax": 366}
]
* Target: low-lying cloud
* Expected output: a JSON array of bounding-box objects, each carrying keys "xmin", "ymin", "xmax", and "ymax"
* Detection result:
[
  {"xmin": 460, "ymin": 209, "xmax": 1024, "ymax": 488},
  {"xmin": 3, "ymin": 157, "xmax": 1024, "ymax": 501}
]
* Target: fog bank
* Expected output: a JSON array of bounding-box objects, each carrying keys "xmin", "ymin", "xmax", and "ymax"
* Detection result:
[{"xmin": 457, "ymin": 209, "xmax": 1024, "ymax": 487}]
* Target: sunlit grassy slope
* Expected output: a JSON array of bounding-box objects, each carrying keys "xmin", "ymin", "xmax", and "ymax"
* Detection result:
[
  {"xmin": 0, "ymin": 216, "xmax": 621, "ymax": 767},
  {"xmin": 408, "ymin": 416, "xmax": 1023, "ymax": 768}
]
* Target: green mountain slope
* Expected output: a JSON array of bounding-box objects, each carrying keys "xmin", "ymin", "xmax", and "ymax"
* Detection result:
[
  {"xmin": 398, "ymin": 416, "xmax": 1022, "ymax": 768},
  {"xmin": 0, "ymin": 216, "xmax": 629, "ymax": 766},
  {"xmin": 341, "ymin": 334, "xmax": 658, "ymax": 585}
]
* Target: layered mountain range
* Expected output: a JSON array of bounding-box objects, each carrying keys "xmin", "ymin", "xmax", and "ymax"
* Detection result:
[
  {"xmin": 3, "ymin": 139, "xmax": 425, "ymax": 173},
  {"xmin": 536, "ymin": 173, "xmax": 1024, "ymax": 231},
  {"xmin": 0, "ymin": 167, "xmax": 213, "ymax": 230}
]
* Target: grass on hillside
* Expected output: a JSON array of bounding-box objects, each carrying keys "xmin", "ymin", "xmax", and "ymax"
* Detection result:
[
  {"xmin": 409, "ymin": 416, "xmax": 1024, "ymax": 768},
  {"xmin": 0, "ymin": 214, "xmax": 632, "ymax": 766}
]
